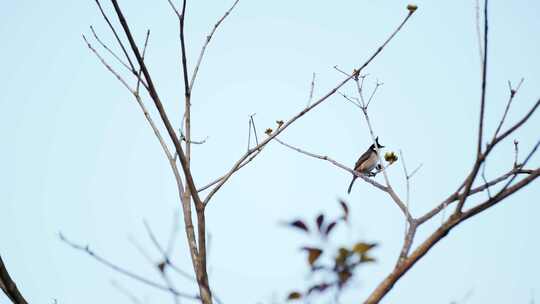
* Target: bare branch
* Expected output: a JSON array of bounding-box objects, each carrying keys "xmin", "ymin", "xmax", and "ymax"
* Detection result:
[
  {"xmin": 136, "ymin": 30, "xmax": 151, "ymax": 94},
  {"xmin": 481, "ymin": 162, "xmax": 492, "ymax": 198},
  {"xmin": 366, "ymin": 80, "xmax": 383, "ymax": 109},
  {"xmin": 456, "ymin": 97, "xmax": 539, "ymax": 213},
  {"xmin": 166, "ymin": 0, "xmax": 181, "ymax": 19},
  {"xmin": 109, "ymin": 0, "xmax": 203, "ymax": 207},
  {"xmin": 143, "ymin": 221, "xmax": 195, "ymax": 281},
  {"xmin": 190, "ymin": 0, "xmax": 240, "ymax": 91},
  {"xmin": 474, "ymin": 0, "xmax": 484, "ymax": 67},
  {"xmin": 395, "ymin": 223, "xmax": 417, "ymax": 266},
  {"xmin": 83, "ymin": 34, "xmax": 134, "ymax": 93},
  {"xmin": 492, "ymin": 78, "xmax": 524, "ymax": 139},
  {"xmin": 495, "ymin": 139, "xmax": 540, "ymax": 195},
  {"xmin": 333, "ymin": 65, "xmax": 352, "ymax": 77},
  {"xmin": 338, "ymin": 91, "xmax": 362, "ymax": 109},
  {"xmin": 111, "ymin": 281, "xmax": 144, "ymax": 304},
  {"xmin": 250, "ymin": 114, "xmax": 259, "ymax": 147},
  {"xmin": 409, "ymin": 163, "xmax": 423, "ymax": 179},
  {"xmin": 94, "ymin": 0, "xmax": 136, "ymax": 72},
  {"xmin": 417, "ymin": 167, "xmax": 534, "ymax": 224},
  {"xmin": 366, "ymin": 167, "xmax": 540, "ymax": 304},
  {"xmin": 90, "ymin": 25, "xmax": 132, "ymax": 72},
  {"xmin": 513, "ymin": 139, "xmax": 519, "ymax": 168},
  {"xmin": 0, "ymin": 255, "xmax": 28, "ymax": 304},
  {"xmin": 307, "ymin": 72, "xmax": 316, "ymax": 107},
  {"xmin": 477, "ymin": 0, "xmax": 489, "ymax": 156},
  {"xmin": 59, "ymin": 233, "xmax": 199, "ymax": 300},
  {"xmin": 197, "ymin": 149, "xmax": 264, "ymax": 193}
]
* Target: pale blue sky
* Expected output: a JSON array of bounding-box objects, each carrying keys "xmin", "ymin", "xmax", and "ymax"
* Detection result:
[{"xmin": 1, "ymin": 1, "xmax": 539, "ymax": 303}]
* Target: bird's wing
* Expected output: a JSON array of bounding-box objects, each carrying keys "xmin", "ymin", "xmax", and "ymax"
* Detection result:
[{"xmin": 354, "ymin": 148, "xmax": 372, "ymax": 171}]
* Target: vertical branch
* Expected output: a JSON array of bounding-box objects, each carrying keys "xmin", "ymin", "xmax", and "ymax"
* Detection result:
[
  {"xmin": 456, "ymin": 0, "xmax": 489, "ymax": 213},
  {"xmin": 106, "ymin": 1, "xmax": 212, "ymax": 303},
  {"xmin": 477, "ymin": 0, "xmax": 489, "ymax": 155},
  {"xmin": 250, "ymin": 114, "xmax": 259, "ymax": 147},
  {"xmin": 307, "ymin": 72, "xmax": 316, "ymax": 107},
  {"xmin": 178, "ymin": 0, "xmax": 192, "ymax": 165},
  {"xmin": 474, "ymin": 0, "xmax": 484, "ymax": 67}
]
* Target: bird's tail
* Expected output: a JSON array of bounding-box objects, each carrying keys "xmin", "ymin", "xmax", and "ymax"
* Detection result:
[{"xmin": 347, "ymin": 176, "xmax": 357, "ymax": 194}]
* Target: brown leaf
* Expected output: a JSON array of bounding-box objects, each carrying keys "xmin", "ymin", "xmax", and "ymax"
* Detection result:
[
  {"xmin": 315, "ymin": 214, "xmax": 325, "ymax": 232},
  {"xmin": 352, "ymin": 242, "xmax": 377, "ymax": 255},
  {"xmin": 407, "ymin": 4, "xmax": 418, "ymax": 12},
  {"xmin": 360, "ymin": 253, "xmax": 376, "ymax": 263},
  {"xmin": 288, "ymin": 220, "xmax": 309, "ymax": 233},
  {"xmin": 287, "ymin": 291, "xmax": 302, "ymax": 300},
  {"xmin": 335, "ymin": 247, "xmax": 350, "ymax": 266},
  {"xmin": 338, "ymin": 270, "xmax": 352, "ymax": 286},
  {"xmin": 303, "ymin": 247, "xmax": 323, "ymax": 266}
]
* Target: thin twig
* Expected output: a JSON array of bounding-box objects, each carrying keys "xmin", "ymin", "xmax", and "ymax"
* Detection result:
[
  {"xmin": 481, "ymin": 162, "xmax": 492, "ymax": 198},
  {"xmin": 474, "ymin": 0, "xmax": 484, "ymax": 67},
  {"xmin": 94, "ymin": 0, "xmax": 136, "ymax": 72},
  {"xmin": 190, "ymin": 0, "xmax": 240, "ymax": 91},
  {"xmin": 307, "ymin": 72, "xmax": 316, "ymax": 107},
  {"xmin": 111, "ymin": 280, "xmax": 144, "ymax": 304},
  {"xmin": 477, "ymin": 0, "xmax": 489, "ymax": 156},
  {"xmin": 60, "ymin": 233, "xmax": 199, "ymax": 300},
  {"xmin": 275, "ymin": 138, "xmax": 388, "ymax": 192},
  {"xmin": 333, "ymin": 65, "xmax": 352, "ymax": 77},
  {"xmin": 136, "ymin": 30, "xmax": 151, "ymax": 94},
  {"xmin": 492, "ymin": 78, "xmax": 524, "ymax": 139},
  {"xmin": 143, "ymin": 221, "xmax": 195, "ymax": 281},
  {"xmin": 83, "ymin": 35, "xmax": 134, "ymax": 92},
  {"xmin": 366, "ymin": 80, "xmax": 383, "ymax": 109},
  {"xmin": 338, "ymin": 91, "xmax": 362, "ymax": 109},
  {"xmin": 250, "ymin": 114, "xmax": 259, "ymax": 147},
  {"xmin": 90, "ymin": 25, "xmax": 132, "ymax": 72},
  {"xmin": 417, "ymin": 166, "xmax": 535, "ymax": 224},
  {"xmin": 513, "ymin": 140, "xmax": 519, "ymax": 168}
]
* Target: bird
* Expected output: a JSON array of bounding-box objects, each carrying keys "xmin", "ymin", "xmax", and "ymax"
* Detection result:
[{"xmin": 347, "ymin": 137, "xmax": 385, "ymax": 194}]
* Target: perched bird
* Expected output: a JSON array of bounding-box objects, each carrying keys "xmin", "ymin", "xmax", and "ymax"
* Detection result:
[{"xmin": 347, "ymin": 137, "xmax": 385, "ymax": 194}]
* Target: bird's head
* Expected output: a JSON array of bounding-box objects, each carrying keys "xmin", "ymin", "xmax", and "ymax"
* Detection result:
[{"xmin": 370, "ymin": 137, "xmax": 385, "ymax": 150}]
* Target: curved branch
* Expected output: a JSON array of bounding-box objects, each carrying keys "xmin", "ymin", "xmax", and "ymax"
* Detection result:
[{"xmin": 0, "ymin": 255, "xmax": 28, "ymax": 304}]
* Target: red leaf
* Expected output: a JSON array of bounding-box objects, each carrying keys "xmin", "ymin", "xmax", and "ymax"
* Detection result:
[
  {"xmin": 288, "ymin": 220, "xmax": 309, "ymax": 233},
  {"xmin": 339, "ymin": 199, "xmax": 349, "ymax": 222},
  {"xmin": 315, "ymin": 214, "xmax": 325, "ymax": 232},
  {"xmin": 324, "ymin": 221, "xmax": 337, "ymax": 236}
]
